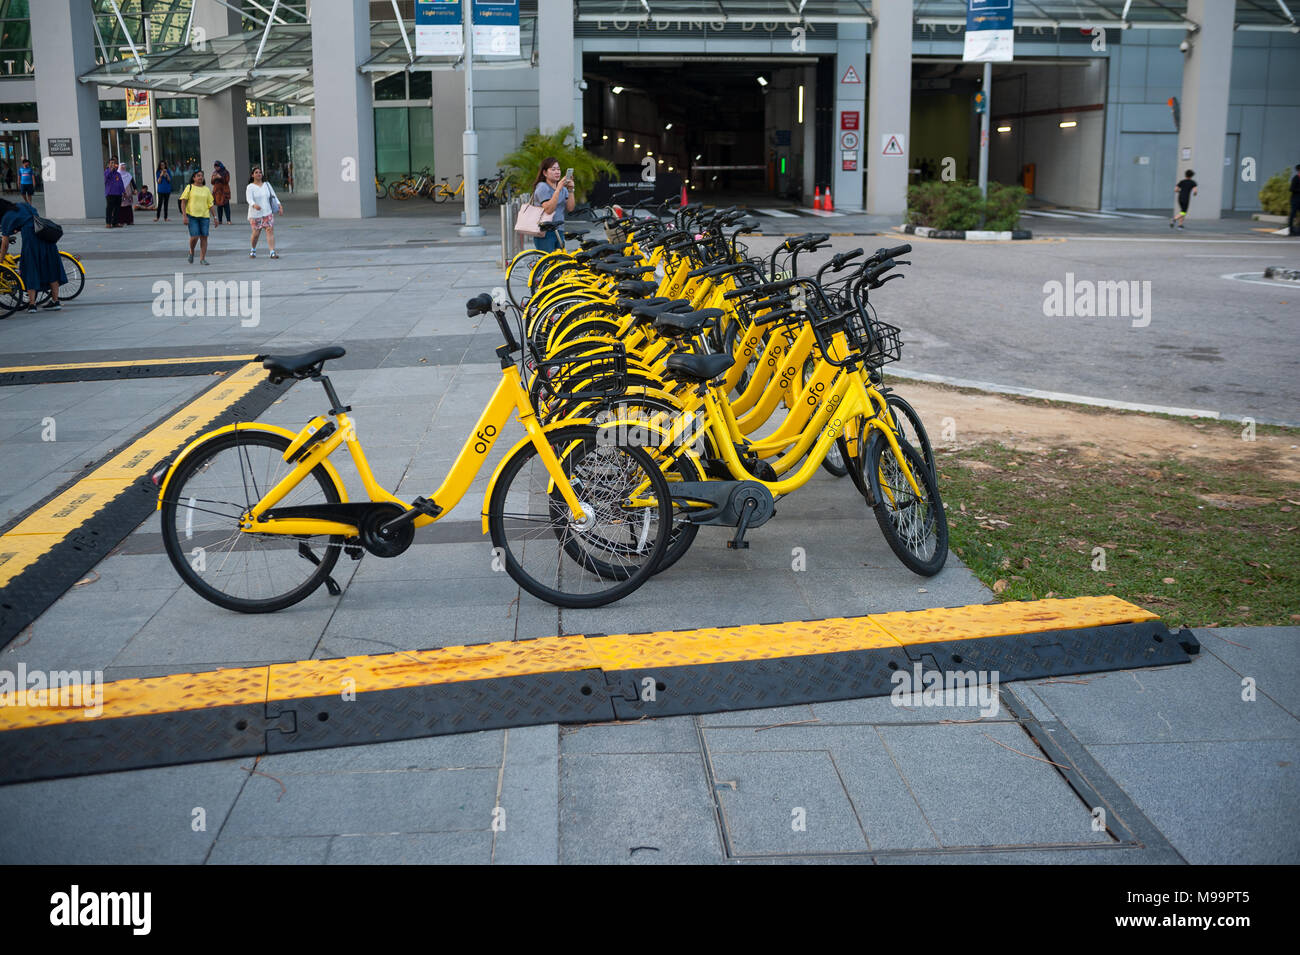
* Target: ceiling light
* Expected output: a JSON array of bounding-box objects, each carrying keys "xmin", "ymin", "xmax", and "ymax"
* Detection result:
[
  {"xmin": 617, "ymin": 137, "xmax": 625, "ymax": 143},
  {"xmin": 612, "ymin": 86, "xmax": 624, "ymax": 94},
  {"xmin": 694, "ymin": 154, "xmax": 702, "ymax": 161},
  {"xmin": 602, "ymin": 134, "xmax": 609, "ymax": 140},
  {"xmin": 1059, "ymin": 121, "xmax": 1077, "ymax": 128},
  {"xmin": 667, "ymin": 165, "xmax": 674, "ymax": 171},
  {"xmin": 756, "ymin": 75, "xmax": 768, "ymax": 86},
  {"xmin": 657, "ymin": 159, "xmax": 663, "ymax": 165},
  {"xmin": 645, "ymin": 150, "xmax": 652, "ymax": 156},
  {"xmin": 996, "ymin": 125, "xmax": 1011, "ymax": 132},
  {"xmin": 665, "ymin": 122, "xmax": 673, "ymax": 130}
]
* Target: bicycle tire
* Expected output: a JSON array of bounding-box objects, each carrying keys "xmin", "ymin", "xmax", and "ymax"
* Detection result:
[
  {"xmin": 864, "ymin": 430, "xmax": 948, "ymax": 577},
  {"xmin": 57, "ymin": 252, "xmax": 86, "ymax": 300},
  {"xmin": 506, "ymin": 249, "xmax": 546, "ymax": 308},
  {"xmin": 0, "ymin": 264, "xmax": 24, "ymax": 317},
  {"xmin": 160, "ymin": 430, "xmax": 346, "ymax": 613},
  {"xmin": 885, "ymin": 392, "xmax": 936, "ymax": 483},
  {"xmin": 488, "ymin": 425, "xmax": 671, "ymax": 608}
]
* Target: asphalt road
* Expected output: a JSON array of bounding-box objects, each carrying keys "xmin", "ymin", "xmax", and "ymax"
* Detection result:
[{"xmin": 746, "ymin": 233, "xmax": 1300, "ymax": 424}]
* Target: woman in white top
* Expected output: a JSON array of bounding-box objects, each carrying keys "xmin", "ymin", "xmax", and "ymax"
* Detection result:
[{"xmin": 246, "ymin": 166, "xmax": 281, "ymax": 259}]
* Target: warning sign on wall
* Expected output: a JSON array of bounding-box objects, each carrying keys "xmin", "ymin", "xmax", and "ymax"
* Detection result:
[
  {"xmin": 842, "ymin": 151, "xmax": 858, "ymax": 171},
  {"xmin": 881, "ymin": 134, "xmax": 905, "ymax": 156},
  {"xmin": 840, "ymin": 65, "xmax": 861, "ymax": 84}
]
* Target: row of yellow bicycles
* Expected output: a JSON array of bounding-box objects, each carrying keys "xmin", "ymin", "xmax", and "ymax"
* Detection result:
[
  {"xmin": 1, "ymin": 248, "xmax": 85, "ymax": 317},
  {"xmin": 507, "ymin": 207, "xmax": 947, "ymax": 581}
]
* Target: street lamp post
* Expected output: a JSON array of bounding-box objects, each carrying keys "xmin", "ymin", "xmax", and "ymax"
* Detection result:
[{"xmin": 459, "ymin": 8, "xmax": 485, "ymax": 237}]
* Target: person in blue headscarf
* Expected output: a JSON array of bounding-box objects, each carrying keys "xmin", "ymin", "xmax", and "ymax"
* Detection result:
[{"xmin": 0, "ymin": 197, "xmax": 68, "ymax": 312}]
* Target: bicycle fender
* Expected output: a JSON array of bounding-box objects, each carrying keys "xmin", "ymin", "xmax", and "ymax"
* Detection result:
[{"xmin": 154, "ymin": 423, "xmax": 350, "ymax": 509}]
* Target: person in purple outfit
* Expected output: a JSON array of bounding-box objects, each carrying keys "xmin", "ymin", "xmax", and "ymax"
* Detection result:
[{"xmin": 104, "ymin": 158, "xmax": 124, "ymax": 228}]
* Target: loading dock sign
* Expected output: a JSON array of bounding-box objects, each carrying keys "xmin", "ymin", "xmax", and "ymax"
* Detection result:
[{"xmin": 882, "ymin": 134, "xmax": 905, "ymax": 156}]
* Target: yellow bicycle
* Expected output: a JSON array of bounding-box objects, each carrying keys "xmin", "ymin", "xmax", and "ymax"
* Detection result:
[
  {"xmin": 433, "ymin": 175, "xmax": 465, "ymax": 203},
  {"xmin": 0, "ymin": 249, "xmax": 85, "ymax": 309},
  {"xmin": 154, "ymin": 295, "xmax": 672, "ymax": 610}
]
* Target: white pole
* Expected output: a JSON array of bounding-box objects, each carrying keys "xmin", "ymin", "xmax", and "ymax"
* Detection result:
[
  {"xmin": 978, "ymin": 60, "xmax": 990, "ymax": 200},
  {"xmin": 460, "ymin": 4, "xmax": 485, "ymax": 236}
]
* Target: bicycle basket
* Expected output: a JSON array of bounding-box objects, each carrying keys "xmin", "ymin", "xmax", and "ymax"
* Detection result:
[
  {"xmin": 534, "ymin": 345, "xmax": 629, "ymax": 402},
  {"xmin": 812, "ymin": 306, "xmax": 903, "ymax": 369}
]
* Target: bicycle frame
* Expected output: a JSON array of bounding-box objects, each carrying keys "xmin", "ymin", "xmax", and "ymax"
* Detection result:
[{"xmin": 162, "ymin": 363, "xmax": 595, "ymax": 540}]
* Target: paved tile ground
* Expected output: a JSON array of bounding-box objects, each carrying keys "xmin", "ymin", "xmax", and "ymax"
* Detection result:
[{"xmin": 0, "ymin": 207, "xmax": 1295, "ymax": 864}]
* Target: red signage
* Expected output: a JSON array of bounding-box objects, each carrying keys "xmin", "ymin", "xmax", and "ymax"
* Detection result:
[
  {"xmin": 842, "ymin": 155, "xmax": 858, "ymax": 172},
  {"xmin": 841, "ymin": 111, "xmax": 860, "ymax": 131}
]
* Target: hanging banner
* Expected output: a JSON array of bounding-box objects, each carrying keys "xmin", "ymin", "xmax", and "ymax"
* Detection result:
[
  {"xmin": 125, "ymin": 88, "xmax": 150, "ymax": 129},
  {"xmin": 963, "ymin": 0, "xmax": 1014, "ymax": 62},
  {"xmin": 472, "ymin": 0, "xmax": 520, "ymax": 56},
  {"xmin": 415, "ymin": 0, "xmax": 464, "ymax": 56}
]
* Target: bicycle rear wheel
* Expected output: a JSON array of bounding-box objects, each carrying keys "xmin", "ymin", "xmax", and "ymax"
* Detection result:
[
  {"xmin": 885, "ymin": 392, "xmax": 936, "ymax": 482},
  {"xmin": 864, "ymin": 430, "xmax": 948, "ymax": 576},
  {"xmin": 160, "ymin": 430, "xmax": 346, "ymax": 613},
  {"xmin": 58, "ymin": 252, "xmax": 86, "ymax": 300},
  {"xmin": 488, "ymin": 425, "xmax": 671, "ymax": 608}
]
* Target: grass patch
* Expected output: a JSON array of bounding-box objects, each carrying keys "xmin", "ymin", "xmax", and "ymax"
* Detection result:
[{"xmin": 938, "ymin": 443, "xmax": 1300, "ymax": 628}]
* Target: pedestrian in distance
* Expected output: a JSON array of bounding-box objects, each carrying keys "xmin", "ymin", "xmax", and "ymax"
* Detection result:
[
  {"xmin": 211, "ymin": 160, "xmax": 232, "ymax": 228},
  {"xmin": 245, "ymin": 165, "xmax": 281, "ymax": 259},
  {"xmin": 155, "ymin": 160, "xmax": 172, "ymax": 221},
  {"xmin": 1289, "ymin": 163, "xmax": 1300, "ymax": 237},
  {"xmin": 530, "ymin": 157, "xmax": 575, "ymax": 253},
  {"xmin": 104, "ymin": 157, "xmax": 124, "ymax": 228},
  {"xmin": 117, "ymin": 163, "xmax": 136, "ymax": 225},
  {"xmin": 1170, "ymin": 169, "xmax": 1197, "ymax": 229},
  {"xmin": 179, "ymin": 169, "xmax": 214, "ymax": 265},
  {"xmin": 17, "ymin": 158, "xmax": 34, "ymax": 200},
  {"xmin": 0, "ymin": 196, "xmax": 67, "ymax": 312}
]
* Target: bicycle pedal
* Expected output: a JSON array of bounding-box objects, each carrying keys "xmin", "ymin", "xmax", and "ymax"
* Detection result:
[
  {"xmin": 344, "ymin": 544, "xmax": 364, "ymax": 561},
  {"xmin": 379, "ymin": 496, "xmax": 442, "ymax": 533}
]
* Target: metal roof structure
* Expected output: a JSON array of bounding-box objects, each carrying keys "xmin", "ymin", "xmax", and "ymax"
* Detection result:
[{"xmin": 73, "ymin": 0, "xmax": 1300, "ymax": 105}]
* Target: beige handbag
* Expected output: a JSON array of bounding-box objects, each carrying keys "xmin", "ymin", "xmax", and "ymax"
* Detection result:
[{"xmin": 514, "ymin": 194, "xmax": 552, "ymax": 237}]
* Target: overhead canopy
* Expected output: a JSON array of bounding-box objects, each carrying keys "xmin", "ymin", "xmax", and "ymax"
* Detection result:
[{"xmin": 80, "ymin": 23, "xmax": 318, "ymax": 104}]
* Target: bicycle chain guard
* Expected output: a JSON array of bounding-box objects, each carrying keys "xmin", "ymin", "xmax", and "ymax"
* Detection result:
[{"xmin": 669, "ymin": 480, "xmax": 775, "ymax": 528}]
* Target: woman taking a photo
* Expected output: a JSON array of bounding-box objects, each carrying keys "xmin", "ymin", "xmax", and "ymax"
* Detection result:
[
  {"xmin": 179, "ymin": 169, "xmax": 214, "ymax": 265},
  {"xmin": 530, "ymin": 157, "xmax": 575, "ymax": 252},
  {"xmin": 155, "ymin": 160, "xmax": 172, "ymax": 221},
  {"xmin": 245, "ymin": 165, "xmax": 281, "ymax": 259}
]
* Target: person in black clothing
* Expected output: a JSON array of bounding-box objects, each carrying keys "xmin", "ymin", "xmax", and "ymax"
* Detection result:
[
  {"xmin": 1170, "ymin": 170, "xmax": 1197, "ymax": 229},
  {"xmin": 1289, "ymin": 163, "xmax": 1299, "ymax": 237}
]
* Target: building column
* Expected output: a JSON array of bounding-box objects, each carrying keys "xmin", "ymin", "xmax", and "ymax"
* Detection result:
[
  {"xmin": 832, "ymin": 23, "xmax": 867, "ymax": 211},
  {"xmin": 1179, "ymin": 0, "xmax": 1234, "ymax": 219},
  {"xmin": 866, "ymin": 0, "xmax": 912, "ymax": 217},
  {"xmin": 538, "ymin": 0, "xmax": 576, "ymax": 135},
  {"xmin": 193, "ymin": 0, "xmax": 249, "ymax": 209},
  {"xmin": 310, "ymin": 0, "xmax": 376, "ymax": 217},
  {"xmin": 802, "ymin": 65, "xmax": 816, "ymax": 203},
  {"xmin": 30, "ymin": 0, "xmax": 101, "ymax": 220},
  {"xmin": 433, "ymin": 75, "xmax": 466, "ymax": 179}
]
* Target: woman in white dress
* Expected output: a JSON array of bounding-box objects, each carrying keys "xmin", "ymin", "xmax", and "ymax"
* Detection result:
[{"xmin": 245, "ymin": 165, "xmax": 281, "ymax": 258}]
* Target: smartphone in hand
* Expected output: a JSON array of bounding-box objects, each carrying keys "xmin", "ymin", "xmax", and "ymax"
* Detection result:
[{"xmin": 565, "ymin": 167, "xmax": 574, "ymax": 185}]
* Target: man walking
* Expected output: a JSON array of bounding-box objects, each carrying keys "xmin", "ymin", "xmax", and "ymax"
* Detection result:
[
  {"xmin": 18, "ymin": 158, "xmax": 35, "ymax": 201},
  {"xmin": 104, "ymin": 158, "xmax": 124, "ymax": 228}
]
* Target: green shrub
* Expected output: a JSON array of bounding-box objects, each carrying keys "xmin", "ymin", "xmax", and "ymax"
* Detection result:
[
  {"xmin": 906, "ymin": 179, "xmax": 1027, "ymax": 231},
  {"xmin": 1258, "ymin": 169, "xmax": 1293, "ymax": 216},
  {"xmin": 499, "ymin": 125, "xmax": 616, "ymax": 201},
  {"xmin": 984, "ymin": 182, "xmax": 1028, "ymax": 231},
  {"xmin": 907, "ymin": 180, "xmax": 984, "ymax": 230}
]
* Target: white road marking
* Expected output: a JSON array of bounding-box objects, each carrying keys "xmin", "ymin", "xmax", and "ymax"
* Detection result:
[
  {"xmin": 1021, "ymin": 210, "xmax": 1078, "ymax": 218},
  {"xmin": 805, "ymin": 209, "xmax": 846, "ymax": 217},
  {"xmin": 1222, "ymin": 271, "xmax": 1300, "ymax": 288},
  {"xmin": 888, "ymin": 367, "xmax": 1221, "ymax": 419},
  {"xmin": 753, "ymin": 208, "xmax": 800, "ymax": 218},
  {"xmin": 1099, "ymin": 210, "xmax": 1166, "ymax": 219},
  {"xmin": 1055, "ymin": 210, "xmax": 1122, "ymax": 219}
]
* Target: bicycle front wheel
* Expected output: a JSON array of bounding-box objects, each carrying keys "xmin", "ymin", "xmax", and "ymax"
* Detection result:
[
  {"xmin": 58, "ymin": 252, "xmax": 86, "ymax": 300},
  {"xmin": 160, "ymin": 430, "xmax": 346, "ymax": 613},
  {"xmin": 488, "ymin": 425, "xmax": 671, "ymax": 608},
  {"xmin": 864, "ymin": 430, "xmax": 948, "ymax": 577},
  {"xmin": 0, "ymin": 263, "xmax": 24, "ymax": 317}
]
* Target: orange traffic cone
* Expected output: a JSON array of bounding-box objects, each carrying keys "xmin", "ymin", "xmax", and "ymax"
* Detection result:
[
  {"xmin": 823, "ymin": 187, "xmax": 834, "ymax": 212},
  {"xmin": 680, "ymin": 183, "xmax": 688, "ymax": 207},
  {"xmin": 813, "ymin": 186, "xmax": 822, "ymax": 210}
]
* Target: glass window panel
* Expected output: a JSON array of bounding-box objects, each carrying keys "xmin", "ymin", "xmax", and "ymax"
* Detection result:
[{"xmin": 374, "ymin": 106, "xmax": 410, "ymax": 177}]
